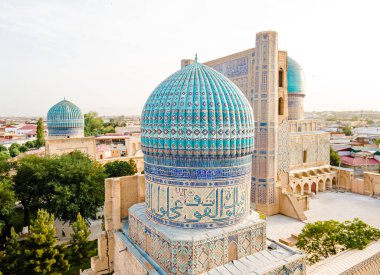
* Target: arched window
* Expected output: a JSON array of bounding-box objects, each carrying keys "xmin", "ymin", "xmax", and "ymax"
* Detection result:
[
  {"xmin": 279, "ymin": 69, "xmax": 284, "ymax": 87},
  {"xmin": 303, "ymin": 150, "xmax": 307, "ymax": 163},
  {"xmin": 278, "ymin": 97, "xmax": 284, "ymax": 115}
]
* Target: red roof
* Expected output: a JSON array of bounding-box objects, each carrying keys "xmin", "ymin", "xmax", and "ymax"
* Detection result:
[
  {"xmin": 341, "ymin": 156, "xmax": 380, "ymax": 166},
  {"xmin": 18, "ymin": 125, "xmax": 37, "ymax": 131}
]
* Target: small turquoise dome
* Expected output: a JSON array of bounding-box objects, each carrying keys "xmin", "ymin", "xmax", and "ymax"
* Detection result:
[
  {"xmin": 47, "ymin": 99, "xmax": 84, "ymax": 138},
  {"xmin": 141, "ymin": 62, "xmax": 254, "ymax": 160},
  {"xmin": 287, "ymin": 56, "xmax": 305, "ymax": 94}
]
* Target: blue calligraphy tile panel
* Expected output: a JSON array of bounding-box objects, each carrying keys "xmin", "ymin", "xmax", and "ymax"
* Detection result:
[{"xmin": 212, "ymin": 56, "xmax": 249, "ymax": 78}]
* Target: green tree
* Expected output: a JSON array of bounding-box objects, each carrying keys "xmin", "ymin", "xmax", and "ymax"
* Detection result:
[
  {"xmin": 0, "ymin": 227, "xmax": 24, "ymax": 274},
  {"xmin": 0, "ymin": 144, "xmax": 7, "ymax": 152},
  {"xmin": 50, "ymin": 151, "xmax": 105, "ymax": 221},
  {"xmin": 330, "ymin": 147, "xmax": 341, "ymax": 167},
  {"xmin": 19, "ymin": 145, "xmax": 29, "ymax": 153},
  {"xmin": 69, "ymin": 213, "xmax": 92, "ymax": 265},
  {"xmin": 23, "ymin": 209, "xmax": 69, "ymax": 274},
  {"xmin": 84, "ymin": 112, "xmax": 105, "ymax": 136},
  {"xmin": 84, "ymin": 112, "xmax": 115, "ymax": 136},
  {"xmin": 13, "ymin": 152, "xmax": 105, "ymax": 225},
  {"xmin": 0, "ymin": 179, "xmax": 16, "ymax": 235},
  {"xmin": 297, "ymin": 220, "xmax": 343, "ymax": 264},
  {"xmin": 128, "ymin": 159, "xmax": 138, "ymax": 175},
  {"xmin": 104, "ymin": 160, "xmax": 137, "ymax": 178},
  {"xmin": 0, "ymin": 152, "xmax": 11, "ymax": 179},
  {"xmin": 367, "ymin": 119, "xmax": 374, "ymax": 125},
  {"xmin": 8, "ymin": 143, "xmax": 20, "ymax": 158},
  {"xmin": 36, "ymin": 118, "xmax": 45, "ymax": 148},
  {"xmin": 297, "ymin": 219, "xmax": 380, "ymax": 265},
  {"xmin": 342, "ymin": 125, "xmax": 353, "ymax": 136},
  {"xmin": 13, "ymin": 155, "xmax": 57, "ymax": 225},
  {"xmin": 340, "ymin": 218, "xmax": 380, "ymax": 250},
  {"xmin": 25, "ymin": 140, "xmax": 36, "ymax": 149}
]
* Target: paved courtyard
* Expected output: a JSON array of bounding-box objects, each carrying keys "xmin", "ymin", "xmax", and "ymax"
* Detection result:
[{"xmin": 266, "ymin": 191, "xmax": 380, "ymax": 241}]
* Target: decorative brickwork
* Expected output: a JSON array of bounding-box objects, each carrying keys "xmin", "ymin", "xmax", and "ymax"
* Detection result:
[{"xmin": 128, "ymin": 204, "xmax": 266, "ymax": 275}]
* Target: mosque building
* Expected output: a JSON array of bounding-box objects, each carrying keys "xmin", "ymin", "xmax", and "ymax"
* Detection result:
[
  {"xmin": 87, "ymin": 33, "xmax": 307, "ymax": 274},
  {"xmin": 181, "ymin": 31, "xmax": 347, "ymax": 217},
  {"xmin": 45, "ymin": 99, "xmax": 99, "ymax": 157},
  {"xmin": 47, "ymin": 98, "xmax": 85, "ymax": 139}
]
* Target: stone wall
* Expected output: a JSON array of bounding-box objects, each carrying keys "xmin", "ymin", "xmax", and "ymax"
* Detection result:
[
  {"xmin": 288, "ymin": 120, "xmax": 318, "ymax": 133},
  {"xmin": 353, "ymin": 172, "xmax": 380, "ymax": 196},
  {"xmin": 364, "ymin": 172, "xmax": 380, "ymax": 196},
  {"xmin": 86, "ymin": 174, "xmax": 145, "ymax": 274},
  {"xmin": 45, "ymin": 137, "xmax": 96, "ymax": 158},
  {"xmin": 308, "ymin": 241, "xmax": 380, "ymax": 274},
  {"xmin": 289, "ymin": 132, "xmax": 330, "ymax": 170}
]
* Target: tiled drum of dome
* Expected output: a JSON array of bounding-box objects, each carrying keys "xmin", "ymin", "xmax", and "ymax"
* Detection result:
[{"xmin": 141, "ymin": 62, "xmax": 254, "ymax": 228}]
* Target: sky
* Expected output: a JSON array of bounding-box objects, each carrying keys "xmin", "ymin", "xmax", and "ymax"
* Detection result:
[{"xmin": 0, "ymin": 0, "xmax": 380, "ymax": 117}]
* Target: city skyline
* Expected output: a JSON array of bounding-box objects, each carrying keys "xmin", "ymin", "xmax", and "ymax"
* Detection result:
[{"xmin": 1, "ymin": 0, "xmax": 380, "ymax": 116}]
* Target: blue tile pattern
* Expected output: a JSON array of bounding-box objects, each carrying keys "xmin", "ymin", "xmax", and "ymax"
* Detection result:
[
  {"xmin": 212, "ymin": 56, "xmax": 249, "ymax": 78},
  {"xmin": 141, "ymin": 62, "xmax": 254, "ymax": 228},
  {"xmin": 141, "ymin": 62, "xmax": 254, "ymax": 159},
  {"xmin": 47, "ymin": 99, "xmax": 84, "ymax": 137}
]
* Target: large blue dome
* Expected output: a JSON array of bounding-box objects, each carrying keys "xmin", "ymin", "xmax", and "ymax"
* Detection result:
[
  {"xmin": 141, "ymin": 62, "xmax": 254, "ymax": 228},
  {"xmin": 287, "ymin": 56, "xmax": 305, "ymax": 94},
  {"xmin": 141, "ymin": 62, "xmax": 254, "ymax": 161},
  {"xmin": 47, "ymin": 99, "xmax": 84, "ymax": 138}
]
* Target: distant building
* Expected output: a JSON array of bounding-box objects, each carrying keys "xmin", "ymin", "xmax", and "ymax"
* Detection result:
[
  {"xmin": 47, "ymin": 99, "xmax": 84, "ymax": 139},
  {"xmin": 16, "ymin": 125, "xmax": 37, "ymax": 135}
]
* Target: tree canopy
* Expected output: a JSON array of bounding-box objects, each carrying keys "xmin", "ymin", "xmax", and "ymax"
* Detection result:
[
  {"xmin": 8, "ymin": 143, "xmax": 21, "ymax": 158},
  {"xmin": 68, "ymin": 213, "xmax": 92, "ymax": 266},
  {"xmin": 0, "ymin": 179, "xmax": 16, "ymax": 235},
  {"xmin": 104, "ymin": 159, "xmax": 138, "ymax": 178},
  {"xmin": 23, "ymin": 209, "xmax": 69, "ymax": 274},
  {"xmin": 36, "ymin": 118, "xmax": 45, "ymax": 148},
  {"xmin": 342, "ymin": 125, "xmax": 353, "ymax": 136},
  {"xmin": 0, "ymin": 144, "xmax": 7, "ymax": 152},
  {"xmin": 84, "ymin": 112, "xmax": 115, "ymax": 137},
  {"xmin": 330, "ymin": 147, "xmax": 341, "ymax": 167},
  {"xmin": 297, "ymin": 219, "xmax": 380, "ymax": 265},
  {"xmin": 51, "ymin": 151, "xmax": 106, "ymax": 221},
  {"xmin": 13, "ymin": 151, "xmax": 105, "ymax": 225}
]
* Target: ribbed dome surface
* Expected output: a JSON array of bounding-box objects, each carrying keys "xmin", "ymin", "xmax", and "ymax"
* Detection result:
[
  {"xmin": 141, "ymin": 62, "xmax": 254, "ymax": 159},
  {"xmin": 47, "ymin": 99, "xmax": 84, "ymax": 137},
  {"xmin": 287, "ymin": 56, "xmax": 305, "ymax": 94}
]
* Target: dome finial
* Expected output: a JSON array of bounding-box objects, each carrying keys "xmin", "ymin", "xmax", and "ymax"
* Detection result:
[{"xmin": 195, "ymin": 53, "xmax": 198, "ymax": 62}]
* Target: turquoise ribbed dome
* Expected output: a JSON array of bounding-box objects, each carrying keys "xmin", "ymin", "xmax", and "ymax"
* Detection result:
[
  {"xmin": 47, "ymin": 99, "xmax": 84, "ymax": 137},
  {"xmin": 141, "ymin": 62, "xmax": 254, "ymax": 160},
  {"xmin": 287, "ymin": 56, "xmax": 305, "ymax": 94}
]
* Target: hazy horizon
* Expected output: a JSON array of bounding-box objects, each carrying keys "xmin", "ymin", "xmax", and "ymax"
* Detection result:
[{"xmin": 1, "ymin": 0, "xmax": 380, "ymax": 116}]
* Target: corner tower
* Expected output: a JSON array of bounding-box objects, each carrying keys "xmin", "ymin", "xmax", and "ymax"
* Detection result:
[{"xmin": 252, "ymin": 31, "xmax": 279, "ymax": 215}]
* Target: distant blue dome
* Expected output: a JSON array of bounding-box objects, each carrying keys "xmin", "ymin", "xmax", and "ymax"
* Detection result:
[
  {"xmin": 47, "ymin": 99, "xmax": 84, "ymax": 138},
  {"xmin": 287, "ymin": 56, "xmax": 305, "ymax": 94},
  {"xmin": 141, "ymin": 62, "xmax": 254, "ymax": 161}
]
